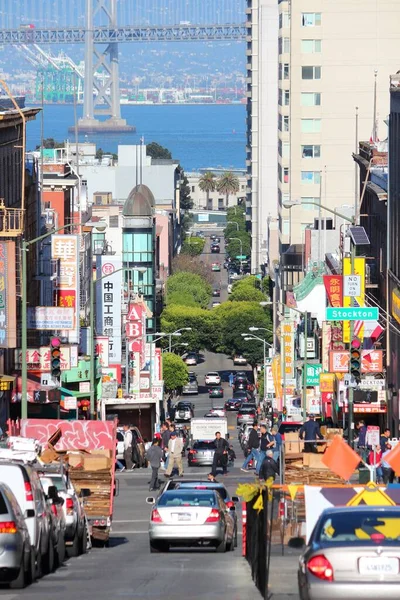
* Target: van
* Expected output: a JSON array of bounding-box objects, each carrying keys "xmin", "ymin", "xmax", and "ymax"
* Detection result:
[{"xmin": 0, "ymin": 462, "xmax": 53, "ymax": 576}]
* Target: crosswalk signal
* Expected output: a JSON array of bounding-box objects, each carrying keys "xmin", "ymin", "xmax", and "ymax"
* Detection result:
[
  {"xmin": 350, "ymin": 337, "xmax": 361, "ymax": 383},
  {"xmin": 50, "ymin": 337, "xmax": 62, "ymax": 379}
]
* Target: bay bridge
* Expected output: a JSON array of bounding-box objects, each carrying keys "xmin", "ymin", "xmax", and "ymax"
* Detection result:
[{"xmin": 0, "ymin": 0, "xmax": 248, "ymax": 132}]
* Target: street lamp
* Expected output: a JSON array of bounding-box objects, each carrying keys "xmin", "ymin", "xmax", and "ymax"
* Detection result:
[
  {"xmin": 228, "ymin": 237, "xmax": 244, "ymax": 272},
  {"xmin": 21, "ymin": 220, "xmax": 107, "ymax": 420},
  {"xmin": 154, "ymin": 328, "xmax": 192, "ymax": 352},
  {"xmin": 162, "ymin": 342, "xmax": 189, "ymax": 354},
  {"xmin": 242, "ymin": 333, "xmax": 272, "ymax": 403},
  {"xmin": 249, "ymin": 326, "xmax": 274, "ymax": 334},
  {"xmin": 226, "ymin": 221, "xmax": 239, "ymax": 231}
]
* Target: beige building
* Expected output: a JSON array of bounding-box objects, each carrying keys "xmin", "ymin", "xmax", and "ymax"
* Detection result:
[
  {"xmin": 277, "ymin": 0, "xmax": 400, "ymax": 256},
  {"xmin": 186, "ymin": 170, "xmax": 247, "ymax": 211}
]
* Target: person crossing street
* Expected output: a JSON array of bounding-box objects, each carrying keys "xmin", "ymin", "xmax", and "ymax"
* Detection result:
[
  {"xmin": 164, "ymin": 430, "xmax": 184, "ymax": 478},
  {"xmin": 241, "ymin": 421, "xmax": 260, "ymax": 472},
  {"xmin": 211, "ymin": 431, "xmax": 229, "ymax": 476}
]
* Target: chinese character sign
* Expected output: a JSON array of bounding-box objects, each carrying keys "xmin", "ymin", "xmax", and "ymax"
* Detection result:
[
  {"xmin": 96, "ymin": 256, "xmax": 122, "ymax": 364},
  {"xmin": 280, "ymin": 320, "xmax": 294, "ymax": 379},
  {"xmin": 323, "ymin": 275, "xmax": 343, "ymax": 308},
  {"xmin": 51, "ymin": 235, "xmax": 79, "ymax": 341},
  {"xmin": 0, "ymin": 241, "xmax": 16, "ymax": 348}
]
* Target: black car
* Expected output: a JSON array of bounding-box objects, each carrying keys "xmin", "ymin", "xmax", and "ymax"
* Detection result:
[
  {"xmin": 209, "ymin": 386, "xmax": 224, "ymax": 398},
  {"xmin": 233, "ymin": 380, "xmax": 247, "ymax": 392},
  {"xmin": 211, "ymin": 244, "xmax": 220, "ymax": 253},
  {"xmin": 214, "ymin": 237, "xmax": 221, "ymax": 243},
  {"xmin": 212, "ymin": 288, "xmax": 221, "ymax": 297},
  {"xmin": 233, "ymin": 390, "xmax": 254, "ymax": 402},
  {"xmin": 225, "ymin": 398, "xmax": 242, "ymax": 411}
]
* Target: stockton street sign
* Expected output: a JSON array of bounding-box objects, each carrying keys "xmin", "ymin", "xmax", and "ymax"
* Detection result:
[{"xmin": 325, "ymin": 307, "xmax": 379, "ymax": 321}]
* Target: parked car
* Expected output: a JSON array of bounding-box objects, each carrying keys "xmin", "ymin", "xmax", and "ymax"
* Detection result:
[
  {"xmin": 212, "ymin": 288, "xmax": 221, "ymax": 297},
  {"xmin": 233, "ymin": 355, "xmax": 247, "ymax": 366},
  {"xmin": 212, "ymin": 301, "xmax": 221, "ymax": 308},
  {"xmin": 211, "ymin": 244, "xmax": 220, "ymax": 254},
  {"xmin": 205, "ymin": 372, "xmax": 221, "ymax": 386},
  {"xmin": 147, "ymin": 489, "xmax": 235, "ymax": 553},
  {"xmin": 182, "ymin": 374, "xmax": 199, "ymax": 395},
  {"xmin": 224, "ymin": 398, "xmax": 242, "ymax": 411},
  {"xmin": 174, "ymin": 401, "xmax": 195, "ymax": 422},
  {"xmin": 227, "ymin": 284, "xmax": 233, "ymax": 294},
  {"xmin": 37, "ymin": 466, "xmax": 88, "ymax": 558},
  {"xmin": 184, "ymin": 352, "xmax": 198, "ymax": 366},
  {"xmin": 131, "ymin": 427, "xmax": 147, "ymax": 468},
  {"xmin": 209, "ymin": 386, "xmax": 224, "ymax": 399},
  {"xmin": 42, "ymin": 482, "xmax": 66, "ymax": 568},
  {"xmin": 208, "ymin": 406, "xmax": 226, "ymax": 418},
  {"xmin": 237, "ymin": 406, "xmax": 257, "ymax": 427},
  {"xmin": 298, "ymin": 506, "xmax": 400, "ymax": 600},
  {"xmin": 0, "ymin": 482, "xmax": 34, "ymax": 588},
  {"xmin": 0, "ymin": 461, "xmax": 53, "ymax": 578},
  {"xmin": 211, "ymin": 263, "xmax": 221, "ymax": 272}
]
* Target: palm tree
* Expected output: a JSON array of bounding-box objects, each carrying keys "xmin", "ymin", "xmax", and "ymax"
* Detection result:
[
  {"xmin": 217, "ymin": 171, "xmax": 240, "ymax": 208},
  {"xmin": 198, "ymin": 171, "xmax": 216, "ymax": 209}
]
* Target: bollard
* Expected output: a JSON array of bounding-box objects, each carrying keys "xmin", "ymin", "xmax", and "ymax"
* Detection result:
[{"xmin": 242, "ymin": 501, "xmax": 247, "ymax": 556}]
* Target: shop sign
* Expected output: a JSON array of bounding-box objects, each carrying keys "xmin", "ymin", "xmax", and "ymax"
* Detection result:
[
  {"xmin": 329, "ymin": 351, "xmax": 350, "ymax": 373},
  {"xmin": 323, "ymin": 275, "xmax": 343, "ymax": 307},
  {"xmin": 306, "ymin": 364, "xmax": 322, "ymax": 386},
  {"xmin": 280, "ymin": 319, "xmax": 295, "ymax": 379},
  {"xmin": 96, "ymin": 257, "xmax": 122, "ymax": 364}
]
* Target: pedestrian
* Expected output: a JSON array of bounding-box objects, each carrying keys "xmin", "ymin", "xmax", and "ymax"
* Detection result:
[
  {"xmin": 380, "ymin": 428, "xmax": 391, "ymax": 454},
  {"xmin": 164, "ymin": 430, "xmax": 184, "ymax": 478},
  {"xmin": 278, "ymin": 406, "xmax": 287, "ymax": 425},
  {"xmin": 355, "ymin": 420, "xmax": 368, "ymax": 461},
  {"xmin": 258, "ymin": 450, "xmax": 279, "ymax": 482},
  {"xmin": 271, "ymin": 425, "xmax": 283, "ymax": 463},
  {"xmin": 146, "ymin": 438, "xmax": 163, "ymax": 491},
  {"xmin": 368, "ymin": 446, "xmax": 383, "ymax": 484},
  {"xmin": 381, "ymin": 446, "xmax": 394, "ymax": 484},
  {"xmin": 241, "ymin": 421, "xmax": 260, "ymax": 472},
  {"xmin": 211, "ymin": 431, "xmax": 229, "ymax": 476},
  {"xmin": 122, "ymin": 424, "xmax": 134, "ymax": 470},
  {"xmin": 208, "ymin": 473, "xmax": 218, "ymax": 482},
  {"xmin": 299, "ymin": 414, "xmax": 324, "ymax": 453},
  {"xmin": 256, "ymin": 424, "xmax": 274, "ymax": 475},
  {"xmin": 229, "ymin": 372, "xmax": 234, "ymax": 387}
]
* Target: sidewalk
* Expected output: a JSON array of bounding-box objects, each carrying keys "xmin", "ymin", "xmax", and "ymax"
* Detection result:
[{"xmin": 269, "ymin": 547, "xmax": 300, "ymax": 600}]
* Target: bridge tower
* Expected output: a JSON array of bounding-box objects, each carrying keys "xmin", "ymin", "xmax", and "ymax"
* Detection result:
[{"xmin": 76, "ymin": 0, "xmax": 134, "ymax": 133}]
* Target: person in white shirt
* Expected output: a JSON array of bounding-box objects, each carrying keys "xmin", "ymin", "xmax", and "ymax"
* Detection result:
[
  {"xmin": 165, "ymin": 430, "xmax": 184, "ymax": 477},
  {"xmin": 123, "ymin": 424, "xmax": 134, "ymax": 470}
]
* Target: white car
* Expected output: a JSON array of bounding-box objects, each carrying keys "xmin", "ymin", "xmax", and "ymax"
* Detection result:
[
  {"xmin": 227, "ymin": 284, "xmax": 233, "ymax": 294},
  {"xmin": 205, "ymin": 372, "xmax": 221, "ymax": 386},
  {"xmin": 212, "ymin": 302, "xmax": 221, "ymax": 308},
  {"xmin": 209, "ymin": 407, "xmax": 226, "ymax": 418},
  {"xmin": 185, "ymin": 353, "xmax": 198, "ymax": 366},
  {"xmin": 233, "ymin": 355, "xmax": 247, "ymax": 366}
]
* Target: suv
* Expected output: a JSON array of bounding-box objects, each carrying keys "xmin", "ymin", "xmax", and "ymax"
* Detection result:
[
  {"xmin": 174, "ymin": 401, "xmax": 194, "ymax": 422},
  {"xmin": 0, "ymin": 461, "xmax": 53, "ymax": 577},
  {"xmin": 205, "ymin": 372, "xmax": 221, "ymax": 386},
  {"xmin": 237, "ymin": 406, "xmax": 257, "ymax": 427},
  {"xmin": 37, "ymin": 466, "xmax": 88, "ymax": 558},
  {"xmin": 182, "ymin": 374, "xmax": 199, "ymax": 395}
]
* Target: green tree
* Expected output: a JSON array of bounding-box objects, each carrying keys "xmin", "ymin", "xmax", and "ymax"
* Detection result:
[
  {"xmin": 162, "ymin": 353, "xmax": 188, "ymax": 392},
  {"xmin": 199, "ymin": 171, "xmax": 216, "ymax": 208},
  {"xmin": 146, "ymin": 142, "xmax": 172, "ymax": 159},
  {"xmin": 230, "ymin": 278, "xmax": 265, "ymax": 302},
  {"xmin": 225, "ymin": 230, "xmax": 251, "ymax": 260},
  {"xmin": 217, "ymin": 171, "xmax": 240, "ymax": 208},
  {"xmin": 166, "ymin": 272, "xmax": 211, "ymax": 309},
  {"xmin": 181, "ymin": 236, "xmax": 205, "ymax": 256},
  {"xmin": 179, "ymin": 170, "xmax": 193, "ymax": 211},
  {"xmin": 172, "ymin": 254, "xmax": 214, "ymax": 285},
  {"xmin": 161, "ymin": 305, "xmax": 220, "ymax": 352},
  {"xmin": 36, "ymin": 138, "xmax": 64, "ymax": 150},
  {"xmin": 95, "ymin": 147, "xmax": 118, "ymax": 161}
]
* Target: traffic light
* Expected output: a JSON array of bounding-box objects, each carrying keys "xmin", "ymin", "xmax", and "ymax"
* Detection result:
[
  {"xmin": 50, "ymin": 337, "xmax": 61, "ymax": 379},
  {"xmin": 350, "ymin": 337, "xmax": 361, "ymax": 383}
]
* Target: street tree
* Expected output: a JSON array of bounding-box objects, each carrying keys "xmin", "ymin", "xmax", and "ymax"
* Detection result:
[
  {"xmin": 181, "ymin": 236, "xmax": 205, "ymax": 256},
  {"xmin": 146, "ymin": 142, "xmax": 172, "ymax": 159},
  {"xmin": 172, "ymin": 254, "xmax": 214, "ymax": 285},
  {"xmin": 161, "ymin": 304, "xmax": 220, "ymax": 351},
  {"xmin": 166, "ymin": 272, "xmax": 211, "ymax": 309},
  {"xmin": 225, "ymin": 230, "xmax": 251, "ymax": 259},
  {"xmin": 230, "ymin": 278, "xmax": 265, "ymax": 302},
  {"xmin": 217, "ymin": 171, "xmax": 240, "ymax": 207},
  {"xmin": 162, "ymin": 353, "xmax": 188, "ymax": 392},
  {"xmin": 198, "ymin": 171, "xmax": 216, "ymax": 207}
]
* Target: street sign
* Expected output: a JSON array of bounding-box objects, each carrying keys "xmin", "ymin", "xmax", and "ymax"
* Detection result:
[
  {"xmin": 366, "ymin": 425, "xmax": 380, "ymax": 447},
  {"xmin": 306, "ymin": 364, "xmax": 322, "ymax": 386},
  {"xmin": 343, "ymin": 374, "xmax": 357, "ymax": 388},
  {"xmin": 236, "ymin": 255, "xmax": 247, "ymax": 259},
  {"xmin": 344, "ymin": 275, "xmax": 361, "ymax": 297},
  {"xmin": 326, "ymin": 307, "xmax": 379, "ymax": 321}
]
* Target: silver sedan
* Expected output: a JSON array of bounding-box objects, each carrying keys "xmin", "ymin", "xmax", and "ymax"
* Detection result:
[
  {"xmin": 147, "ymin": 489, "xmax": 235, "ymax": 553},
  {"xmin": 298, "ymin": 506, "xmax": 400, "ymax": 600}
]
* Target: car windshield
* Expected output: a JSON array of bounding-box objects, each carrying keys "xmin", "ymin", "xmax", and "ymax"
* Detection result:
[
  {"xmin": 0, "ymin": 492, "xmax": 8, "ymax": 514},
  {"xmin": 194, "ymin": 441, "xmax": 217, "ymax": 449},
  {"xmin": 158, "ymin": 491, "xmax": 216, "ymax": 507},
  {"xmin": 315, "ymin": 511, "xmax": 400, "ymax": 546},
  {"xmin": 207, "ymin": 373, "xmax": 219, "ymax": 377},
  {"xmin": 278, "ymin": 423, "xmax": 302, "ymax": 434},
  {"xmin": 40, "ymin": 475, "xmax": 67, "ymax": 493},
  {"xmin": 239, "ymin": 408, "xmax": 255, "ymax": 414}
]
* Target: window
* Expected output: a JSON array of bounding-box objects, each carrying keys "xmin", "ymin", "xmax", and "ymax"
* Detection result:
[
  {"xmin": 284, "ymin": 90, "xmax": 290, "ymax": 105},
  {"xmin": 301, "ymin": 39, "xmax": 322, "ymax": 53},
  {"xmin": 282, "ymin": 142, "xmax": 290, "ymax": 158},
  {"xmin": 301, "ymin": 197, "xmax": 320, "ymax": 210},
  {"xmin": 95, "ymin": 195, "xmax": 102, "ymax": 205},
  {"xmin": 279, "ymin": 37, "xmax": 290, "ymax": 53},
  {"xmin": 279, "ymin": 12, "xmax": 290, "ymax": 28},
  {"xmin": 301, "ymin": 119, "xmax": 321, "ymax": 133},
  {"xmin": 191, "ymin": 186, "xmax": 195, "ymax": 193},
  {"xmin": 301, "ymin": 92, "xmax": 321, "ymax": 106},
  {"xmin": 302, "ymin": 66, "xmax": 321, "ymax": 80},
  {"xmin": 301, "ymin": 171, "xmax": 321, "ymax": 185},
  {"xmin": 284, "ymin": 167, "xmax": 289, "ymax": 183},
  {"xmin": 282, "ymin": 219, "xmax": 290, "ymax": 236},
  {"xmin": 302, "ymin": 145, "xmax": 321, "ymax": 158},
  {"xmin": 279, "ymin": 63, "xmax": 290, "ymax": 80},
  {"xmin": 109, "ymin": 215, "xmax": 119, "ymax": 228},
  {"xmin": 302, "ymin": 13, "xmax": 321, "ymax": 27}
]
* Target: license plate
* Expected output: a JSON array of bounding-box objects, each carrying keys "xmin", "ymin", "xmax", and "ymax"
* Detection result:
[
  {"xmin": 175, "ymin": 513, "xmax": 191, "ymax": 522},
  {"xmin": 204, "ymin": 451, "xmax": 212, "ymax": 457},
  {"xmin": 359, "ymin": 557, "xmax": 399, "ymax": 575}
]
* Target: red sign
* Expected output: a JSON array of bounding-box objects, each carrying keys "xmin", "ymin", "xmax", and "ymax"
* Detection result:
[
  {"xmin": 344, "ymin": 404, "xmax": 387, "ymax": 414},
  {"xmin": 126, "ymin": 321, "xmax": 142, "ymax": 338},
  {"xmin": 323, "ymin": 275, "xmax": 343, "ymax": 308},
  {"xmin": 58, "ymin": 289, "xmax": 77, "ymax": 309},
  {"xmin": 127, "ymin": 304, "xmax": 143, "ymax": 322},
  {"xmin": 361, "ymin": 350, "xmax": 383, "ymax": 374}
]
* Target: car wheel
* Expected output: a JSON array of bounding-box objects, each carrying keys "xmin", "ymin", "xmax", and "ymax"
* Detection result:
[
  {"xmin": 67, "ymin": 530, "xmax": 80, "ymax": 558},
  {"xmin": 10, "ymin": 556, "xmax": 26, "ymax": 589},
  {"xmin": 42, "ymin": 537, "xmax": 55, "ymax": 574},
  {"xmin": 234, "ymin": 528, "xmax": 238, "ymax": 548},
  {"xmin": 215, "ymin": 538, "xmax": 226, "ymax": 553},
  {"xmin": 79, "ymin": 525, "xmax": 88, "ymax": 555},
  {"xmin": 56, "ymin": 534, "xmax": 66, "ymax": 567},
  {"xmin": 150, "ymin": 540, "xmax": 169, "ymax": 553}
]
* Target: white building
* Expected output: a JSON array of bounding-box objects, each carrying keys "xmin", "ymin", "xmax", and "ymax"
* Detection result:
[{"xmin": 186, "ymin": 169, "xmax": 247, "ymax": 210}]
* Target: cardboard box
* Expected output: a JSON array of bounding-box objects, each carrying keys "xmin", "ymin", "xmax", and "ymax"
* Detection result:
[
  {"xmin": 40, "ymin": 447, "xmax": 60, "ymax": 464},
  {"xmin": 68, "ymin": 452, "xmax": 86, "ymax": 469},
  {"xmin": 90, "ymin": 449, "xmax": 112, "ymax": 459},
  {"xmin": 83, "ymin": 454, "xmax": 111, "ymax": 471},
  {"xmin": 285, "ymin": 432, "xmax": 304, "ymax": 454},
  {"xmin": 303, "ymin": 453, "xmax": 329, "ymax": 470}
]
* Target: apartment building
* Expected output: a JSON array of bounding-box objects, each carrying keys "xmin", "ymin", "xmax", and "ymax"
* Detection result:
[{"xmin": 277, "ymin": 0, "xmax": 400, "ymax": 269}]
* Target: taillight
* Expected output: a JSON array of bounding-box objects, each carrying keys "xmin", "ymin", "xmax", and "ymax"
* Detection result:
[
  {"xmin": 225, "ymin": 501, "xmax": 234, "ymax": 509},
  {"xmin": 151, "ymin": 509, "xmax": 163, "ymax": 523},
  {"xmin": 24, "ymin": 482, "xmax": 33, "ymax": 502},
  {"xmin": 188, "ymin": 450, "xmax": 197, "ymax": 455},
  {"xmin": 307, "ymin": 555, "xmax": 334, "ymax": 581},
  {"xmin": 0, "ymin": 521, "xmax": 17, "ymax": 534},
  {"xmin": 205, "ymin": 509, "xmax": 221, "ymax": 523},
  {"xmin": 66, "ymin": 498, "xmax": 74, "ymax": 514},
  {"xmin": 278, "ymin": 499, "xmax": 286, "ymax": 518}
]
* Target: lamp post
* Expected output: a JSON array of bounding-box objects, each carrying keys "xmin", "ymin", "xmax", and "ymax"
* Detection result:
[
  {"xmin": 226, "ymin": 221, "xmax": 239, "ymax": 231},
  {"xmin": 228, "ymin": 237, "xmax": 243, "ymax": 272},
  {"xmin": 21, "ymin": 220, "xmax": 106, "ymax": 420},
  {"xmin": 162, "ymin": 342, "xmax": 189, "ymax": 354},
  {"xmin": 242, "ymin": 333, "xmax": 272, "ymax": 405},
  {"xmin": 154, "ymin": 328, "xmax": 192, "ymax": 352}
]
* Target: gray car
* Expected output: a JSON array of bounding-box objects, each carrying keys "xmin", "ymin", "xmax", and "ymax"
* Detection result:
[
  {"xmin": 147, "ymin": 489, "xmax": 234, "ymax": 553},
  {"xmin": 298, "ymin": 505, "xmax": 400, "ymax": 600},
  {"xmin": 0, "ymin": 482, "xmax": 34, "ymax": 588},
  {"xmin": 236, "ymin": 405, "xmax": 257, "ymax": 427},
  {"xmin": 182, "ymin": 376, "xmax": 199, "ymax": 395},
  {"xmin": 187, "ymin": 440, "xmax": 216, "ymax": 467}
]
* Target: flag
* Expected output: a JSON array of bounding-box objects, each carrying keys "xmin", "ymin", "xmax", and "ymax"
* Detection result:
[
  {"xmin": 382, "ymin": 444, "xmax": 400, "ymax": 476},
  {"xmin": 322, "ymin": 435, "xmax": 360, "ymax": 480}
]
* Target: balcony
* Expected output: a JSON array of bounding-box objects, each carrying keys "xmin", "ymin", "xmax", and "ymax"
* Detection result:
[{"xmin": 0, "ymin": 200, "xmax": 24, "ymax": 237}]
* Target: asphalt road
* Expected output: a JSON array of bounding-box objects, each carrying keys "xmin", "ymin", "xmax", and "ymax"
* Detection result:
[{"xmin": 4, "ymin": 233, "xmax": 263, "ymax": 599}]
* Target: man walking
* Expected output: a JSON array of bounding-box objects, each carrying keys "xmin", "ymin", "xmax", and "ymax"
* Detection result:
[
  {"xmin": 256, "ymin": 423, "xmax": 274, "ymax": 475},
  {"xmin": 164, "ymin": 430, "xmax": 184, "ymax": 478},
  {"xmin": 241, "ymin": 421, "xmax": 260, "ymax": 472},
  {"xmin": 123, "ymin": 424, "xmax": 134, "ymax": 470},
  {"xmin": 258, "ymin": 450, "xmax": 279, "ymax": 482},
  {"xmin": 211, "ymin": 431, "xmax": 229, "ymax": 476},
  {"xmin": 299, "ymin": 414, "xmax": 324, "ymax": 453},
  {"xmin": 146, "ymin": 439, "xmax": 163, "ymax": 491}
]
